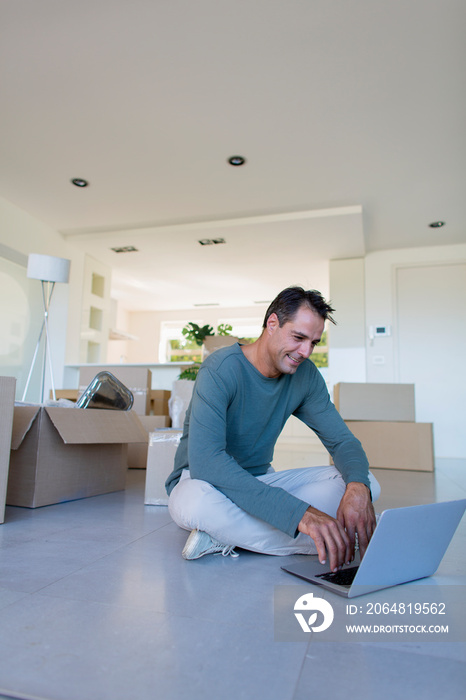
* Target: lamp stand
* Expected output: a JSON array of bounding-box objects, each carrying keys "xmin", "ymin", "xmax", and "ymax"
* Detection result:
[{"xmin": 22, "ymin": 280, "xmax": 57, "ymax": 403}]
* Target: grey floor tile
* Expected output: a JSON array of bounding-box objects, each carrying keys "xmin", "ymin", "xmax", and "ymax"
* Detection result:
[
  {"xmin": 38, "ymin": 523, "xmax": 299, "ymax": 630},
  {"xmin": 0, "ymin": 586, "xmax": 29, "ymax": 611},
  {"xmin": 0, "ymin": 516, "xmax": 173, "ymax": 594},
  {"xmin": 293, "ymin": 642, "xmax": 466, "ymax": 700},
  {"xmin": 0, "ymin": 594, "xmax": 308, "ymax": 700}
]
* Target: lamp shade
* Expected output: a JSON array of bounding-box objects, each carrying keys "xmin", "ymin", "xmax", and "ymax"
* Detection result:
[{"xmin": 27, "ymin": 254, "xmax": 71, "ymax": 283}]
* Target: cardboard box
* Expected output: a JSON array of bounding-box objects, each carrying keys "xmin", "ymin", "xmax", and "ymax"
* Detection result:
[
  {"xmin": 150, "ymin": 390, "xmax": 171, "ymax": 416},
  {"xmin": 78, "ymin": 366, "xmax": 152, "ymax": 415},
  {"xmin": 334, "ymin": 382, "xmax": 416, "ymax": 422},
  {"xmin": 345, "ymin": 420, "xmax": 434, "ymax": 471},
  {"xmin": 8, "ymin": 406, "xmax": 147, "ymax": 508},
  {"xmin": 203, "ymin": 335, "xmax": 239, "ymax": 358},
  {"xmin": 128, "ymin": 415, "xmax": 171, "ymax": 468},
  {"xmin": 49, "ymin": 389, "xmax": 79, "ymax": 401},
  {"xmin": 144, "ymin": 429, "xmax": 182, "ymax": 505},
  {"xmin": 0, "ymin": 377, "xmax": 16, "ymax": 523}
]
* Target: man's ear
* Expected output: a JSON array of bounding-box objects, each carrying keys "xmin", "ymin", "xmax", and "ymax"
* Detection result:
[{"xmin": 266, "ymin": 313, "xmax": 279, "ymax": 335}]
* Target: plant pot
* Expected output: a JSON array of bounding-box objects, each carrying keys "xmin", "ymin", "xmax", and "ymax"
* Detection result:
[{"xmin": 202, "ymin": 335, "xmax": 239, "ymax": 359}]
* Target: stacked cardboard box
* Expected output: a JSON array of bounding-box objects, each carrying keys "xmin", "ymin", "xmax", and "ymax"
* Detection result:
[
  {"xmin": 78, "ymin": 366, "xmax": 152, "ymax": 415},
  {"xmin": 150, "ymin": 390, "xmax": 170, "ymax": 416},
  {"xmin": 8, "ymin": 405, "xmax": 147, "ymax": 507},
  {"xmin": 334, "ymin": 382, "xmax": 434, "ymax": 472},
  {"xmin": 49, "ymin": 389, "xmax": 79, "ymax": 402},
  {"xmin": 127, "ymin": 414, "xmax": 171, "ymax": 469}
]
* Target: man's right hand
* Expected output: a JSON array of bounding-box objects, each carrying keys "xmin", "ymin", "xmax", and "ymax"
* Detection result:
[{"xmin": 298, "ymin": 506, "xmax": 351, "ymax": 572}]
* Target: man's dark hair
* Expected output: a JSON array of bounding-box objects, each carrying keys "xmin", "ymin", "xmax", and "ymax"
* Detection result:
[{"xmin": 262, "ymin": 286, "xmax": 336, "ymax": 328}]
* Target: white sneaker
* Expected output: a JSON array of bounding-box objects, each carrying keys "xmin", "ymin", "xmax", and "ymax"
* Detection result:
[{"xmin": 182, "ymin": 529, "xmax": 239, "ymax": 560}]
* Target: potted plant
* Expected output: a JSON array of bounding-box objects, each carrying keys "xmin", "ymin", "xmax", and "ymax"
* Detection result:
[
  {"xmin": 181, "ymin": 323, "xmax": 215, "ymax": 346},
  {"xmin": 203, "ymin": 325, "xmax": 237, "ymax": 357},
  {"xmin": 178, "ymin": 322, "xmax": 238, "ymax": 380},
  {"xmin": 179, "ymin": 363, "xmax": 201, "ymax": 381}
]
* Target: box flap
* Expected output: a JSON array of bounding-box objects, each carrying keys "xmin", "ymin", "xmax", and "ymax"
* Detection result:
[
  {"xmin": 45, "ymin": 407, "xmax": 148, "ymax": 444},
  {"xmin": 11, "ymin": 406, "xmax": 41, "ymax": 450}
]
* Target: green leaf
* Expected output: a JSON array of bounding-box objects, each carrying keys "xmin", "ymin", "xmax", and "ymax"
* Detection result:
[{"xmin": 217, "ymin": 323, "xmax": 233, "ymax": 336}]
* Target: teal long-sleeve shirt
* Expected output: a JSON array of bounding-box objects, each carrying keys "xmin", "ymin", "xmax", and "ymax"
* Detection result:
[{"xmin": 165, "ymin": 343, "xmax": 370, "ymax": 538}]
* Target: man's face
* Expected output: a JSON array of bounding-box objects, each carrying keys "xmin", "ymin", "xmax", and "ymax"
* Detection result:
[{"xmin": 265, "ymin": 305, "xmax": 325, "ymax": 377}]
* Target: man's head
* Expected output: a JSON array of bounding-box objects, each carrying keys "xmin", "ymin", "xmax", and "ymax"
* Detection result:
[
  {"xmin": 255, "ymin": 287, "xmax": 335, "ymax": 378},
  {"xmin": 262, "ymin": 286, "xmax": 336, "ymax": 329}
]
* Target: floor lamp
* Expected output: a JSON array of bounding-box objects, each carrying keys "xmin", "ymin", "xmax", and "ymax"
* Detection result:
[{"xmin": 22, "ymin": 254, "xmax": 71, "ymax": 404}]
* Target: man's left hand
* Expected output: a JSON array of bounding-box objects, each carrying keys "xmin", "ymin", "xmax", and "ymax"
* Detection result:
[{"xmin": 336, "ymin": 482, "xmax": 376, "ymax": 560}]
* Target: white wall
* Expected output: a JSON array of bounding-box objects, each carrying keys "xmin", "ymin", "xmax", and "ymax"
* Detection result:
[
  {"xmin": 328, "ymin": 258, "xmax": 366, "ymax": 392},
  {"xmin": 106, "ymin": 300, "xmax": 131, "ymax": 364},
  {"xmin": 0, "ymin": 196, "xmax": 86, "ymax": 400}
]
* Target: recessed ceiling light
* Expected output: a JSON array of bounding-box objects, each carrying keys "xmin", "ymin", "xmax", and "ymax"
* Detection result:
[
  {"xmin": 110, "ymin": 246, "xmax": 138, "ymax": 253},
  {"xmin": 228, "ymin": 155, "xmax": 246, "ymax": 166},
  {"xmin": 71, "ymin": 178, "xmax": 89, "ymax": 187},
  {"xmin": 198, "ymin": 238, "xmax": 226, "ymax": 246},
  {"xmin": 429, "ymin": 221, "xmax": 445, "ymax": 228}
]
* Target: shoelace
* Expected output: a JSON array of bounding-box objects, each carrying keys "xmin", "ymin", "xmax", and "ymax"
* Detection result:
[{"xmin": 214, "ymin": 545, "xmax": 239, "ymax": 558}]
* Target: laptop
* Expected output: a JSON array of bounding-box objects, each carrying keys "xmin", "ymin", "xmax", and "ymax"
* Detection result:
[{"xmin": 281, "ymin": 499, "xmax": 466, "ymax": 598}]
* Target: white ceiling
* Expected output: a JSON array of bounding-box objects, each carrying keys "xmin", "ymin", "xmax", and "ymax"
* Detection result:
[{"xmin": 1, "ymin": 1, "xmax": 465, "ymax": 310}]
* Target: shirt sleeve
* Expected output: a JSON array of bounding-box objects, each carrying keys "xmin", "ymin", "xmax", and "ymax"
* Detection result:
[
  {"xmin": 293, "ymin": 368, "xmax": 371, "ymax": 491},
  {"xmin": 187, "ymin": 366, "xmax": 309, "ymax": 538}
]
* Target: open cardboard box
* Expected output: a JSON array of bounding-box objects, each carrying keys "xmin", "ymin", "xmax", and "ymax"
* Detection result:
[{"xmin": 8, "ymin": 405, "xmax": 147, "ymax": 508}]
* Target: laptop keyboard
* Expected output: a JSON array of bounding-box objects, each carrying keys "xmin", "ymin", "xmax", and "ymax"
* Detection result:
[{"xmin": 316, "ymin": 566, "xmax": 359, "ymax": 586}]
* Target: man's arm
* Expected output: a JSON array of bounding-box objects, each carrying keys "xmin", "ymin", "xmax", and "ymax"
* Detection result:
[{"xmin": 294, "ymin": 366, "xmax": 376, "ymax": 562}]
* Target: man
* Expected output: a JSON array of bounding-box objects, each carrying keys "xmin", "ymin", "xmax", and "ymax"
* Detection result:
[{"xmin": 166, "ymin": 286, "xmax": 380, "ymax": 571}]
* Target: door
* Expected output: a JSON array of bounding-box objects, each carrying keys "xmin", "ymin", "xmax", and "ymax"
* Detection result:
[{"xmin": 396, "ymin": 263, "xmax": 466, "ymax": 459}]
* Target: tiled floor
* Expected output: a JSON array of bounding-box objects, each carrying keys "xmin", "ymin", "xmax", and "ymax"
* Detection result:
[{"xmin": 0, "ymin": 457, "xmax": 465, "ymax": 700}]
